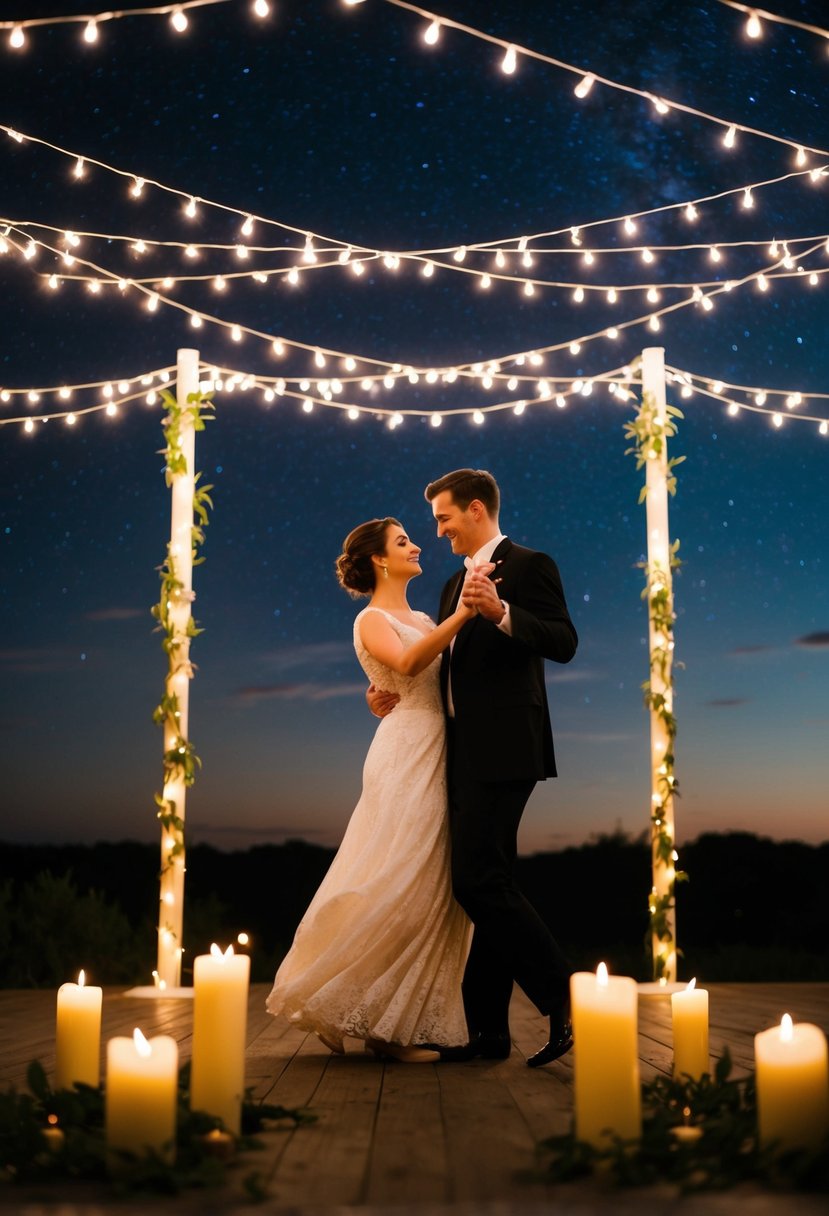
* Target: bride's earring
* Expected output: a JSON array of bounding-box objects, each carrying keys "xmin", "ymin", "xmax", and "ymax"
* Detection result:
[{"xmin": 383, "ymin": 565, "xmax": 389, "ymax": 580}]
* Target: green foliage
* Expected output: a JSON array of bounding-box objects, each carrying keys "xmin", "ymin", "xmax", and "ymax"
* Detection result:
[
  {"xmin": 1, "ymin": 871, "xmax": 149, "ymax": 987},
  {"xmin": 151, "ymin": 387, "xmax": 214, "ymax": 885},
  {"xmin": 0, "ymin": 1059, "xmax": 313, "ymax": 1197},
  {"xmin": 626, "ymin": 392, "xmax": 686, "ymax": 980},
  {"xmin": 538, "ymin": 1049, "xmax": 829, "ymax": 1192}
]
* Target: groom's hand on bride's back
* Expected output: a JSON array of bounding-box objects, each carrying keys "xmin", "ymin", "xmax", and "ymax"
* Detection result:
[{"xmin": 366, "ymin": 683, "xmax": 400, "ymax": 718}]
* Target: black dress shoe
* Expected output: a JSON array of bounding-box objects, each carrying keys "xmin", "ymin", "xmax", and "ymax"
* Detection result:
[
  {"xmin": 431, "ymin": 1032, "xmax": 511, "ymax": 1062},
  {"xmin": 526, "ymin": 1021, "xmax": 573, "ymax": 1068}
]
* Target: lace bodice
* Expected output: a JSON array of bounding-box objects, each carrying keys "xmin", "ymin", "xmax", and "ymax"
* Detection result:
[{"xmin": 354, "ymin": 607, "xmax": 443, "ymax": 715}]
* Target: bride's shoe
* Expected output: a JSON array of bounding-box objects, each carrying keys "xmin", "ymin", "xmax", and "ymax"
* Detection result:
[
  {"xmin": 316, "ymin": 1031, "xmax": 345, "ymax": 1055},
  {"xmin": 365, "ymin": 1038, "xmax": 440, "ymax": 1063}
]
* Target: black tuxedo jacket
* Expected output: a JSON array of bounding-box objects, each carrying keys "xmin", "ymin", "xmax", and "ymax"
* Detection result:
[{"xmin": 438, "ymin": 537, "xmax": 577, "ymax": 783}]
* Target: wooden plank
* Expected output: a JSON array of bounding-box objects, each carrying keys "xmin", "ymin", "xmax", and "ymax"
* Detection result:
[{"xmin": 365, "ymin": 1060, "xmax": 449, "ymax": 1204}]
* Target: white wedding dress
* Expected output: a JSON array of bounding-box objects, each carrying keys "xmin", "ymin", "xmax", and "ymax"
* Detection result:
[{"xmin": 266, "ymin": 607, "xmax": 472, "ymax": 1048}]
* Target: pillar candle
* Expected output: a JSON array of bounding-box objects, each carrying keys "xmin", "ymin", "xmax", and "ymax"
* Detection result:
[
  {"xmin": 755, "ymin": 1014, "xmax": 829, "ymax": 1152},
  {"xmin": 190, "ymin": 944, "xmax": 250, "ymax": 1135},
  {"xmin": 671, "ymin": 977, "xmax": 709, "ymax": 1080},
  {"xmin": 106, "ymin": 1029, "xmax": 178, "ymax": 1163},
  {"xmin": 55, "ymin": 970, "xmax": 103, "ymax": 1090},
  {"xmin": 570, "ymin": 963, "xmax": 642, "ymax": 1147}
]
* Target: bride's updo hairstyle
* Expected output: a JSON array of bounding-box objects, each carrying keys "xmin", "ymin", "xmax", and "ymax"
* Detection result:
[{"xmin": 336, "ymin": 517, "xmax": 401, "ymax": 597}]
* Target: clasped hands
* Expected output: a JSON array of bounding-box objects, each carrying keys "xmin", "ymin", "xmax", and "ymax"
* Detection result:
[{"xmin": 459, "ymin": 560, "xmax": 503, "ymax": 622}]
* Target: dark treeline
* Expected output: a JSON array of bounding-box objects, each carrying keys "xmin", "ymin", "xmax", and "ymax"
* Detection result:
[{"xmin": 1, "ymin": 832, "xmax": 827, "ymax": 987}]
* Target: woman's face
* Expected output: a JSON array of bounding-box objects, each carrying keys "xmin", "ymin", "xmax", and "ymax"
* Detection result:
[{"xmin": 380, "ymin": 524, "xmax": 422, "ymax": 582}]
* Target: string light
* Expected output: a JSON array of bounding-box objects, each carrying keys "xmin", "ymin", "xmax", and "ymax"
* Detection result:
[
  {"xmin": 170, "ymin": 8, "xmax": 189, "ymax": 33},
  {"xmin": 574, "ymin": 73, "xmax": 595, "ymax": 98},
  {"xmin": 423, "ymin": 18, "xmax": 440, "ymax": 44},
  {"xmin": 716, "ymin": 0, "xmax": 829, "ymax": 49},
  {"xmin": 501, "ymin": 44, "xmax": 517, "ymax": 74}
]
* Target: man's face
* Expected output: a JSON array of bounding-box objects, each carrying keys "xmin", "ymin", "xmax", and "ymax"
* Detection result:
[{"xmin": 431, "ymin": 490, "xmax": 478, "ymax": 557}]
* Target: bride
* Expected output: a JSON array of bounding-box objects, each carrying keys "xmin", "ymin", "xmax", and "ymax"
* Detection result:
[{"xmin": 266, "ymin": 517, "xmax": 479, "ymax": 1062}]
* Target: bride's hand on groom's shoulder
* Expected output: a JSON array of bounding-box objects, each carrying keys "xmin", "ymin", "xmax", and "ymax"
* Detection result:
[{"xmin": 366, "ymin": 682, "xmax": 400, "ymax": 718}]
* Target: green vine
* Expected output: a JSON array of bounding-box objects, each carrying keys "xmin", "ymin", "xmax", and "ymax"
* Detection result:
[
  {"xmin": 625, "ymin": 392, "xmax": 687, "ymax": 981},
  {"xmin": 151, "ymin": 388, "xmax": 214, "ymax": 936},
  {"xmin": 0, "ymin": 1060, "xmax": 313, "ymax": 1197},
  {"xmin": 538, "ymin": 1050, "xmax": 829, "ymax": 1193},
  {"xmin": 623, "ymin": 390, "xmax": 685, "ymax": 501}
]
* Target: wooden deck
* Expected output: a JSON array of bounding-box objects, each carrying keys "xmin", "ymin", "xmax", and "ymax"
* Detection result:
[{"xmin": 1, "ymin": 983, "xmax": 827, "ymax": 1214}]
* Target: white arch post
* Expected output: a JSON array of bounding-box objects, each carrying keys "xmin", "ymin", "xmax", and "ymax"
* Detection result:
[
  {"xmin": 156, "ymin": 347, "xmax": 200, "ymax": 990},
  {"xmin": 642, "ymin": 346, "xmax": 680, "ymax": 985}
]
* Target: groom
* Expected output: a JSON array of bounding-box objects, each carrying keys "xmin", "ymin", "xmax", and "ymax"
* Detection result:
[{"xmin": 372, "ymin": 468, "xmax": 578, "ymax": 1066}]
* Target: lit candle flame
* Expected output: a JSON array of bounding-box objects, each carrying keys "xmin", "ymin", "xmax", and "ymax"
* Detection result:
[
  {"xmin": 210, "ymin": 943, "xmax": 235, "ymax": 961},
  {"xmin": 780, "ymin": 1013, "xmax": 793, "ymax": 1042},
  {"xmin": 133, "ymin": 1028, "xmax": 152, "ymax": 1057},
  {"xmin": 686, "ymin": 977, "xmax": 696, "ymax": 993},
  {"xmin": 77, "ymin": 969, "xmax": 86, "ymax": 987},
  {"xmin": 596, "ymin": 961, "xmax": 609, "ymax": 986}
]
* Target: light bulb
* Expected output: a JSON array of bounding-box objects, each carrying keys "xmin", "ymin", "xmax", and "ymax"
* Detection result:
[
  {"xmin": 424, "ymin": 19, "xmax": 440, "ymax": 45},
  {"xmin": 422, "ymin": 261, "xmax": 434, "ymax": 278},
  {"xmin": 574, "ymin": 73, "xmax": 595, "ymax": 99},
  {"xmin": 480, "ymin": 273, "xmax": 491, "ymax": 289},
  {"xmin": 430, "ymin": 413, "xmax": 442, "ymax": 427},
  {"xmin": 473, "ymin": 410, "xmax": 485, "ymax": 425},
  {"xmin": 501, "ymin": 44, "xmax": 517, "ymax": 74},
  {"xmin": 253, "ymin": 0, "xmax": 270, "ymax": 15},
  {"xmin": 755, "ymin": 391, "xmax": 767, "ymax": 405},
  {"xmin": 523, "ymin": 280, "xmax": 535, "ymax": 296},
  {"xmin": 651, "ymin": 95, "xmax": 669, "ymax": 115},
  {"xmin": 73, "ymin": 157, "xmax": 85, "ymax": 179},
  {"xmin": 709, "ymin": 246, "xmax": 721, "ymax": 262},
  {"xmin": 573, "ymin": 286, "xmax": 585, "ymax": 303},
  {"xmin": 649, "ymin": 315, "xmax": 661, "ymax": 331},
  {"xmin": 746, "ymin": 10, "xmax": 762, "ymax": 38},
  {"xmin": 83, "ymin": 20, "xmax": 98, "ymax": 43},
  {"xmin": 772, "ymin": 413, "xmax": 783, "ymax": 428},
  {"xmin": 796, "ymin": 146, "xmax": 807, "ymax": 167},
  {"xmin": 642, "ymin": 248, "xmax": 654, "ymax": 263},
  {"xmin": 569, "ymin": 342, "xmax": 581, "ymax": 355},
  {"xmin": 742, "ymin": 187, "xmax": 754, "ymax": 208},
  {"xmin": 190, "ymin": 314, "xmax": 203, "ymax": 328},
  {"xmin": 130, "ymin": 178, "xmax": 144, "ymax": 198},
  {"xmin": 623, "ymin": 216, "xmax": 637, "ymax": 235},
  {"xmin": 606, "ymin": 288, "xmax": 617, "ymax": 303},
  {"xmin": 171, "ymin": 8, "xmax": 188, "ymax": 32},
  {"xmin": 184, "ymin": 196, "xmax": 198, "ymax": 218},
  {"xmin": 684, "ymin": 203, "xmax": 697, "ymax": 221},
  {"xmin": 231, "ymin": 325, "xmax": 242, "ymax": 342},
  {"xmin": 728, "ymin": 401, "xmax": 740, "ymax": 416},
  {"xmin": 723, "ymin": 125, "xmax": 737, "ymax": 148},
  {"xmin": 9, "ymin": 25, "xmax": 25, "ymax": 49}
]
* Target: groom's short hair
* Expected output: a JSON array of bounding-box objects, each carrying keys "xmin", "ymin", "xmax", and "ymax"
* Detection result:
[{"xmin": 425, "ymin": 468, "xmax": 500, "ymax": 517}]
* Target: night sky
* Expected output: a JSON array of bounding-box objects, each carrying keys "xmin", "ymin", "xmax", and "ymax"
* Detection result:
[{"xmin": 2, "ymin": 0, "xmax": 827, "ymax": 856}]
